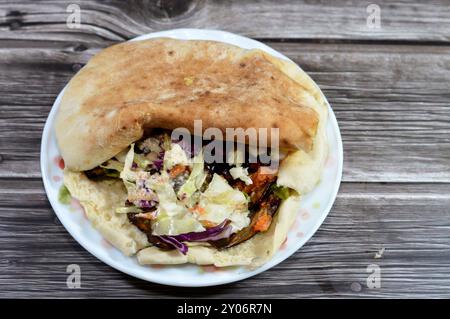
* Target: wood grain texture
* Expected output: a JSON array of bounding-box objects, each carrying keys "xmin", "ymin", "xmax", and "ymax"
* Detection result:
[
  {"xmin": 1, "ymin": 0, "xmax": 450, "ymax": 298},
  {"xmin": 1, "ymin": 182, "xmax": 450, "ymax": 298},
  {"xmin": 1, "ymin": 0, "xmax": 450, "ymax": 42},
  {"xmin": 0, "ymin": 42, "xmax": 449, "ymax": 182}
]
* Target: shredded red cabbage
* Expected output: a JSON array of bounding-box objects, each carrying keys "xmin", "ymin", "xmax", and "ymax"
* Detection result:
[
  {"xmin": 151, "ymin": 150, "xmax": 165, "ymax": 170},
  {"xmin": 155, "ymin": 220, "xmax": 232, "ymax": 255},
  {"xmin": 153, "ymin": 159, "xmax": 163, "ymax": 170},
  {"xmin": 173, "ymin": 220, "xmax": 232, "ymax": 242},
  {"xmin": 155, "ymin": 235, "xmax": 188, "ymax": 255},
  {"xmin": 138, "ymin": 200, "xmax": 157, "ymax": 209}
]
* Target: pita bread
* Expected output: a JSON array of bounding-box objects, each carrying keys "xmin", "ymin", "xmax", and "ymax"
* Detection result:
[
  {"xmin": 55, "ymin": 38, "xmax": 319, "ymax": 171},
  {"xmin": 59, "ymin": 38, "xmax": 329, "ymax": 267}
]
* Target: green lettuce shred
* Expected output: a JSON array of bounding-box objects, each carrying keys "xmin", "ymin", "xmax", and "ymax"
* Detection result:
[
  {"xmin": 271, "ymin": 184, "xmax": 291, "ymax": 200},
  {"xmin": 58, "ymin": 185, "xmax": 71, "ymax": 205}
]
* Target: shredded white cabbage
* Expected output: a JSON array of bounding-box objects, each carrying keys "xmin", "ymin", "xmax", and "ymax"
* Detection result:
[
  {"xmin": 117, "ymin": 140, "xmax": 253, "ymax": 235},
  {"xmin": 202, "ymin": 174, "xmax": 247, "ymax": 206},
  {"xmin": 229, "ymin": 166, "xmax": 253, "ymax": 185},
  {"xmin": 177, "ymin": 151, "xmax": 207, "ymax": 206},
  {"xmin": 199, "ymin": 203, "xmax": 250, "ymax": 232},
  {"xmin": 147, "ymin": 172, "xmax": 205, "ymax": 235},
  {"xmin": 120, "ymin": 144, "xmax": 137, "ymax": 182},
  {"xmin": 198, "ymin": 174, "xmax": 250, "ymax": 231},
  {"xmin": 163, "ymin": 143, "xmax": 189, "ymax": 170}
]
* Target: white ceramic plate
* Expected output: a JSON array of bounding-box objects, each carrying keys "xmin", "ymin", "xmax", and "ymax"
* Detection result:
[{"xmin": 41, "ymin": 29, "xmax": 343, "ymax": 287}]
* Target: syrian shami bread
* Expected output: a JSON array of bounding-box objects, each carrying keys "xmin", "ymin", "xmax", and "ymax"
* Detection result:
[
  {"xmin": 57, "ymin": 38, "xmax": 329, "ymax": 267},
  {"xmin": 55, "ymin": 38, "xmax": 319, "ymax": 171}
]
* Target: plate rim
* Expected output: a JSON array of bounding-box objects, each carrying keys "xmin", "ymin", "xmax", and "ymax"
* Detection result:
[{"xmin": 40, "ymin": 28, "xmax": 343, "ymax": 287}]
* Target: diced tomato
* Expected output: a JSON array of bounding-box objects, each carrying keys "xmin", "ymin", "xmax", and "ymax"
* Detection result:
[
  {"xmin": 252, "ymin": 167, "xmax": 276, "ymax": 188},
  {"xmin": 253, "ymin": 212, "xmax": 272, "ymax": 232},
  {"xmin": 189, "ymin": 205, "xmax": 206, "ymax": 215},
  {"xmin": 169, "ymin": 164, "xmax": 187, "ymax": 178}
]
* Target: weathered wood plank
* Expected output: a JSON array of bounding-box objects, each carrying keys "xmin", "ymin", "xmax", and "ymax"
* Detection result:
[
  {"xmin": 0, "ymin": 42, "xmax": 449, "ymax": 182},
  {"xmin": 1, "ymin": 181, "xmax": 450, "ymax": 298},
  {"xmin": 0, "ymin": 0, "xmax": 449, "ymax": 301},
  {"xmin": 0, "ymin": 0, "xmax": 450, "ymax": 42}
]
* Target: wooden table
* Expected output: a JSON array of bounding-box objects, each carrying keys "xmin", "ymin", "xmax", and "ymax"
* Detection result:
[{"xmin": 1, "ymin": 0, "xmax": 449, "ymax": 298}]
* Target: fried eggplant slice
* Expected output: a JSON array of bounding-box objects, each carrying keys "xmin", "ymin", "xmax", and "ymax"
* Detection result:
[
  {"xmin": 235, "ymin": 166, "xmax": 278, "ymax": 208},
  {"xmin": 128, "ymin": 212, "xmax": 175, "ymax": 250},
  {"xmin": 127, "ymin": 213, "xmax": 153, "ymax": 233},
  {"xmin": 84, "ymin": 166, "xmax": 119, "ymax": 179}
]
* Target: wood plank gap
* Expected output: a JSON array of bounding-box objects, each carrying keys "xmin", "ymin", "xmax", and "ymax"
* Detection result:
[{"xmin": 254, "ymin": 38, "xmax": 450, "ymax": 47}]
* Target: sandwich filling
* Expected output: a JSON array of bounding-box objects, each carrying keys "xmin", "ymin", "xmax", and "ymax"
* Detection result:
[{"xmin": 83, "ymin": 129, "xmax": 293, "ymax": 255}]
